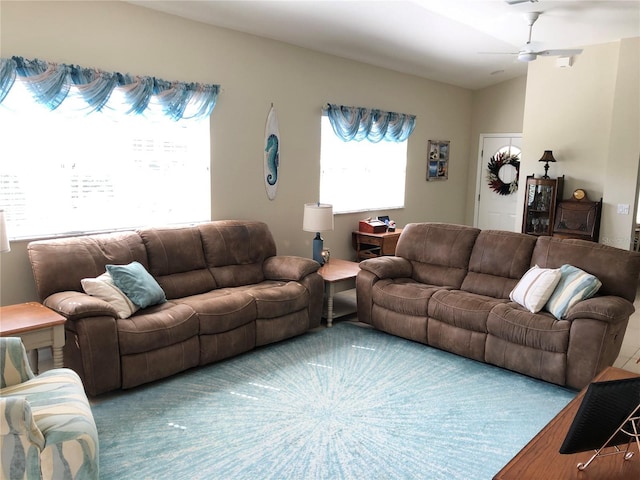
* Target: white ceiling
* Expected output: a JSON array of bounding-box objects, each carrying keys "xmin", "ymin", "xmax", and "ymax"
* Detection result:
[{"xmin": 128, "ymin": 0, "xmax": 640, "ymax": 90}]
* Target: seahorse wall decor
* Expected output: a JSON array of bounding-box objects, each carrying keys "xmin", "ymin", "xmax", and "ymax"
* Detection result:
[{"xmin": 264, "ymin": 105, "xmax": 280, "ymax": 200}]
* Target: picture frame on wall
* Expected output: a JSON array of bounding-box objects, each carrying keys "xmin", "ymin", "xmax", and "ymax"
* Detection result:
[{"xmin": 426, "ymin": 140, "xmax": 449, "ymax": 181}]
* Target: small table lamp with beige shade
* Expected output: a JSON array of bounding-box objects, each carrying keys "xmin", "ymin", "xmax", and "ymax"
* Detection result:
[{"xmin": 303, "ymin": 203, "xmax": 333, "ymax": 265}]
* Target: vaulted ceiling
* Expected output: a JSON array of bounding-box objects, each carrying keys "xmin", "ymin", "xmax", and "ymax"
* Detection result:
[{"xmin": 129, "ymin": 0, "xmax": 640, "ymax": 90}]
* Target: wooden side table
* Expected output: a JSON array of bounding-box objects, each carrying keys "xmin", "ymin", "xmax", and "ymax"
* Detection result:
[
  {"xmin": 317, "ymin": 259, "xmax": 361, "ymax": 327},
  {"xmin": 0, "ymin": 302, "xmax": 66, "ymax": 372},
  {"xmin": 352, "ymin": 229, "xmax": 402, "ymax": 261},
  {"xmin": 494, "ymin": 367, "xmax": 640, "ymax": 479}
]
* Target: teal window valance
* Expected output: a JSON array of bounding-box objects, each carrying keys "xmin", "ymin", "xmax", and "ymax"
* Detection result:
[
  {"xmin": 0, "ymin": 56, "xmax": 219, "ymax": 121},
  {"xmin": 324, "ymin": 103, "xmax": 416, "ymax": 143}
]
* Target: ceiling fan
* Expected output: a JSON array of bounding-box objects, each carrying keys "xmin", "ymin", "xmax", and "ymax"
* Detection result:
[{"xmin": 483, "ymin": 11, "xmax": 583, "ymax": 62}]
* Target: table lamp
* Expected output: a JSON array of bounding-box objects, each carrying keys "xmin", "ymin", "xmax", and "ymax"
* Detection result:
[
  {"xmin": 0, "ymin": 209, "xmax": 10, "ymax": 253},
  {"xmin": 303, "ymin": 203, "xmax": 333, "ymax": 264},
  {"xmin": 539, "ymin": 150, "xmax": 556, "ymax": 179}
]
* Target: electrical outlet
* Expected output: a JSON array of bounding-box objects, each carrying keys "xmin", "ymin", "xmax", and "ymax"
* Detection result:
[{"xmin": 617, "ymin": 204, "xmax": 630, "ymax": 215}]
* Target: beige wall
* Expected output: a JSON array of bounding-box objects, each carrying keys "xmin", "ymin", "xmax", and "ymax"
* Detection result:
[
  {"xmin": 466, "ymin": 75, "xmax": 527, "ymax": 224},
  {"xmin": 1, "ymin": 2, "xmax": 637, "ymax": 307},
  {"xmin": 0, "ymin": 1, "xmax": 474, "ymax": 305},
  {"xmin": 516, "ymin": 38, "xmax": 640, "ymax": 249}
]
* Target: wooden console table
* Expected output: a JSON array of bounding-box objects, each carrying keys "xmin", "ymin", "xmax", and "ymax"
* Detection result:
[
  {"xmin": 0, "ymin": 302, "xmax": 66, "ymax": 372},
  {"xmin": 494, "ymin": 367, "xmax": 640, "ymax": 479},
  {"xmin": 352, "ymin": 229, "xmax": 402, "ymax": 261}
]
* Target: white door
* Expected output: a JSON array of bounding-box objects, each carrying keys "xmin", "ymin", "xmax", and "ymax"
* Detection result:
[{"xmin": 474, "ymin": 135, "xmax": 522, "ymax": 231}]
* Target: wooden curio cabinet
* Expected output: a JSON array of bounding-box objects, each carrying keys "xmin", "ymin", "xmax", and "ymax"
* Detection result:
[{"xmin": 522, "ymin": 175, "xmax": 564, "ymax": 236}]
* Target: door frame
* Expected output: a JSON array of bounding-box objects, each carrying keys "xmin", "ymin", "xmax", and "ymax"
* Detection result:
[{"xmin": 473, "ymin": 133, "xmax": 523, "ymax": 228}]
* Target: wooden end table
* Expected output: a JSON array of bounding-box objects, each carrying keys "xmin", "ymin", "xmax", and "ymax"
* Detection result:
[
  {"xmin": 0, "ymin": 302, "xmax": 66, "ymax": 373},
  {"xmin": 317, "ymin": 258, "xmax": 361, "ymax": 327},
  {"xmin": 493, "ymin": 366, "xmax": 640, "ymax": 479},
  {"xmin": 352, "ymin": 229, "xmax": 402, "ymax": 261}
]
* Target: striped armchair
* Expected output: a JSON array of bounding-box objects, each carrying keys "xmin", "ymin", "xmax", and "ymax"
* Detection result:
[{"xmin": 0, "ymin": 337, "xmax": 98, "ymax": 479}]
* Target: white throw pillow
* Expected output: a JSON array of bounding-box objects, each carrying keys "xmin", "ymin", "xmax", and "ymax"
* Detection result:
[
  {"xmin": 510, "ymin": 265, "xmax": 562, "ymax": 313},
  {"xmin": 81, "ymin": 272, "xmax": 139, "ymax": 319}
]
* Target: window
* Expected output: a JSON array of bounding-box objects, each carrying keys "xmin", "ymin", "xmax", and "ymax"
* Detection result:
[
  {"xmin": 0, "ymin": 81, "xmax": 210, "ymax": 239},
  {"xmin": 319, "ymin": 116, "xmax": 407, "ymax": 213}
]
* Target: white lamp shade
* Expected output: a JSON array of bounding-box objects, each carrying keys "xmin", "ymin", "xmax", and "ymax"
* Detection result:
[
  {"xmin": 303, "ymin": 203, "xmax": 334, "ymax": 232},
  {"xmin": 0, "ymin": 209, "xmax": 10, "ymax": 253}
]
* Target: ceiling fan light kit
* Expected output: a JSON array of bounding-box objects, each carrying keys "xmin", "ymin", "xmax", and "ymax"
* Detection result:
[
  {"xmin": 481, "ymin": 11, "xmax": 583, "ymax": 63},
  {"xmin": 518, "ymin": 51, "xmax": 537, "ymax": 62}
]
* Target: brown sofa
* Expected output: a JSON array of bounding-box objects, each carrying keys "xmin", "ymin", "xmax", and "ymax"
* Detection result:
[
  {"xmin": 28, "ymin": 220, "xmax": 323, "ymax": 396},
  {"xmin": 357, "ymin": 222, "xmax": 640, "ymax": 390}
]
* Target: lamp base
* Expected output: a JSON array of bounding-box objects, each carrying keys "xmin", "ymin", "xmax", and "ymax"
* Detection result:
[{"xmin": 312, "ymin": 232, "xmax": 325, "ymax": 265}]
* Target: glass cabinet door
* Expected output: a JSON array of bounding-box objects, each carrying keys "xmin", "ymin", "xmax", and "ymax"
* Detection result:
[{"xmin": 522, "ymin": 175, "xmax": 564, "ymax": 236}]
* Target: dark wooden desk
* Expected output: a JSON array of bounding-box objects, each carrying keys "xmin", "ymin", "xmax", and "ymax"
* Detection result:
[
  {"xmin": 352, "ymin": 229, "xmax": 402, "ymax": 261},
  {"xmin": 494, "ymin": 367, "xmax": 640, "ymax": 480}
]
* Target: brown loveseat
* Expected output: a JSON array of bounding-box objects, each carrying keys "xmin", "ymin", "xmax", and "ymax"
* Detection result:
[
  {"xmin": 357, "ymin": 222, "xmax": 640, "ymax": 390},
  {"xmin": 28, "ymin": 220, "xmax": 323, "ymax": 396}
]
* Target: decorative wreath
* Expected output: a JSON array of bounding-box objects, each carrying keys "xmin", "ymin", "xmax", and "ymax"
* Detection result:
[{"xmin": 487, "ymin": 151, "xmax": 520, "ymax": 196}]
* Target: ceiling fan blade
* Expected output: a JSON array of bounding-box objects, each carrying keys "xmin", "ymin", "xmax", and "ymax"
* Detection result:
[
  {"xmin": 505, "ymin": 0, "xmax": 539, "ymax": 5},
  {"xmin": 477, "ymin": 52, "xmax": 518, "ymax": 55},
  {"xmin": 536, "ymin": 49, "xmax": 583, "ymax": 57}
]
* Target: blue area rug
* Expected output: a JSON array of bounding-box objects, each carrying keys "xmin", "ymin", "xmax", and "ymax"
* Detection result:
[{"xmin": 92, "ymin": 322, "xmax": 576, "ymax": 479}]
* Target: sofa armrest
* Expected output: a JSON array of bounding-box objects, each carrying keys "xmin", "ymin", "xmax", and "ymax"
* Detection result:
[
  {"xmin": 359, "ymin": 256, "xmax": 413, "ymax": 279},
  {"xmin": 44, "ymin": 291, "xmax": 118, "ymax": 321},
  {"xmin": 0, "ymin": 396, "xmax": 46, "ymax": 457},
  {"xmin": 263, "ymin": 255, "xmax": 320, "ymax": 281},
  {"xmin": 565, "ymin": 295, "xmax": 635, "ymax": 325},
  {"xmin": 0, "ymin": 338, "xmax": 35, "ymax": 387}
]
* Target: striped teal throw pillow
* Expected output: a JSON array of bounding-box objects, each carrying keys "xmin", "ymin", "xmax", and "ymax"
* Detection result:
[{"xmin": 545, "ymin": 264, "xmax": 602, "ymax": 319}]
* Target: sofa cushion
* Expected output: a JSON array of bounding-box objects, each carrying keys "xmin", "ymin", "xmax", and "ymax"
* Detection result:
[
  {"xmin": 246, "ymin": 281, "xmax": 309, "ymax": 319},
  {"xmin": 487, "ymin": 303, "xmax": 571, "ymax": 353},
  {"xmin": 371, "ymin": 305, "xmax": 428, "ymax": 344},
  {"xmin": 28, "ymin": 231, "xmax": 147, "ymax": 300},
  {"xmin": 509, "ymin": 265, "xmax": 561, "ymax": 313},
  {"xmin": 139, "ymin": 226, "xmax": 207, "ymax": 274},
  {"xmin": 532, "ymin": 236, "xmax": 640, "ymax": 303},
  {"xmin": 428, "ymin": 319, "xmax": 487, "ymax": 362},
  {"xmin": 178, "ymin": 290, "xmax": 256, "ymax": 334},
  {"xmin": 396, "ymin": 223, "xmax": 480, "ymax": 289},
  {"xmin": 107, "ymin": 261, "xmax": 167, "ymax": 309},
  {"xmin": 372, "ymin": 278, "xmax": 439, "ymax": 317},
  {"xmin": 485, "ymin": 335, "xmax": 567, "ymax": 386},
  {"xmin": 462, "ymin": 230, "xmax": 537, "ymax": 299},
  {"xmin": 209, "ymin": 264, "xmax": 268, "ymax": 290},
  {"xmin": 428, "ymin": 289, "xmax": 508, "ymax": 332},
  {"xmin": 199, "ymin": 221, "xmax": 276, "ymax": 288},
  {"xmin": 138, "ymin": 226, "xmax": 216, "ymax": 299},
  {"xmin": 544, "ymin": 264, "xmax": 602, "ymax": 319},
  {"xmin": 117, "ymin": 303, "xmax": 198, "ymax": 355}
]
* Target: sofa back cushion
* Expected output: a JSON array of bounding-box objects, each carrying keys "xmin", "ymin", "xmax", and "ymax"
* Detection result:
[
  {"xmin": 138, "ymin": 226, "xmax": 216, "ymax": 299},
  {"xmin": 396, "ymin": 223, "xmax": 480, "ymax": 288},
  {"xmin": 198, "ymin": 220, "xmax": 277, "ymax": 288},
  {"xmin": 461, "ymin": 230, "xmax": 538, "ymax": 298},
  {"xmin": 531, "ymin": 236, "xmax": 640, "ymax": 303},
  {"xmin": 28, "ymin": 231, "xmax": 147, "ymax": 301}
]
